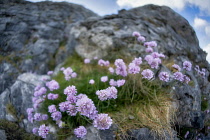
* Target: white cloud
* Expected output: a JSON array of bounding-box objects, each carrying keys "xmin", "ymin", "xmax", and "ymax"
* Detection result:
[
  {"xmin": 187, "ymin": 0, "xmax": 210, "ymax": 15},
  {"xmin": 205, "ymin": 26, "xmax": 210, "ymax": 37},
  {"xmin": 116, "ymin": 0, "xmax": 186, "ymax": 11},
  {"xmin": 203, "ymin": 44, "xmax": 210, "ymax": 63},
  {"xmin": 193, "ymin": 17, "xmax": 208, "ymax": 29},
  {"xmin": 116, "ymin": 0, "xmax": 210, "ymax": 15}
]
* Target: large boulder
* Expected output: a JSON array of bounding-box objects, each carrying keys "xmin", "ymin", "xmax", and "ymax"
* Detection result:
[{"xmin": 0, "ymin": 0, "xmax": 97, "ymax": 93}]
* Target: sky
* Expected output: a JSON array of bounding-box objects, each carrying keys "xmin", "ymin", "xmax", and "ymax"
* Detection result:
[{"xmin": 28, "ymin": 0, "xmax": 210, "ymax": 62}]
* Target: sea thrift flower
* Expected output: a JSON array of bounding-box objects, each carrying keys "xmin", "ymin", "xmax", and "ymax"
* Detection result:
[
  {"xmin": 84, "ymin": 58, "xmax": 90, "ymax": 64},
  {"xmin": 64, "ymin": 85, "xmax": 77, "ymax": 96},
  {"xmin": 47, "ymin": 71, "xmax": 53, "ymax": 75},
  {"xmin": 159, "ymin": 72, "xmax": 170, "ymax": 82},
  {"xmin": 106, "ymin": 86, "xmax": 118, "ymax": 99},
  {"xmin": 141, "ymin": 69, "xmax": 154, "ymax": 80},
  {"xmin": 93, "ymin": 113, "xmax": 112, "ymax": 130},
  {"xmin": 38, "ymin": 124, "xmax": 49, "ymax": 138},
  {"xmin": 42, "ymin": 114, "xmax": 48, "ymax": 120},
  {"xmin": 132, "ymin": 31, "xmax": 140, "ymax": 37},
  {"xmin": 46, "ymin": 80, "xmax": 59, "ymax": 91},
  {"xmin": 98, "ymin": 59, "xmax": 110, "ymax": 66},
  {"xmin": 149, "ymin": 58, "xmax": 161, "ymax": 69},
  {"xmin": 132, "ymin": 57, "xmax": 142, "ymax": 66},
  {"xmin": 89, "ymin": 79, "xmax": 95, "ymax": 84},
  {"xmin": 67, "ymin": 104, "xmax": 78, "ymax": 116},
  {"xmin": 144, "ymin": 55, "xmax": 153, "ymax": 63},
  {"xmin": 137, "ymin": 36, "xmax": 145, "ymax": 42},
  {"xmin": 109, "ymin": 79, "xmax": 117, "ymax": 86},
  {"xmin": 32, "ymin": 127, "xmax": 38, "ymax": 134},
  {"xmin": 101, "ymin": 76, "xmax": 108, "ymax": 82},
  {"xmin": 117, "ymin": 79, "xmax": 126, "ymax": 87},
  {"xmin": 47, "ymin": 93, "xmax": 59, "ymax": 100},
  {"xmin": 71, "ymin": 72, "xmax": 77, "ymax": 78},
  {"xmin": 145, "ymin": 47, "xmax": 153, "ymax": 53},
  {"xmin": 48, "ymin": 105, "xmax": 57, "ymax": 113},
  {"xmin": 76, "ymin": 96, "xmax": 97, "ymax": 119},
  {"xmin": 59, "ymin": 101, "xmax": 71, "ymax": 112},
  {"xmin": 66, "ymin": 95, "xmax": 77, "ymax": 104},
  {"xmin": 114, "ymin": 59, "xmax": 127, "ymax": 77},
  {"xmin": 151, "ymin": 52, "xmax": 160, "ymax": 58},
  {"xmin": 96, "ymin": 89, "xmax": 110, "ymax": 101},
  {"xmin": 128, "ymin": 63, "xmax": 140, "ymax": 74},
  {"xmin": 51, "ymin": 111, "xmax": 62, "ymax": 121},
  {"xmin": 63, "ymin": 67, "xmax": 73, "ymax": 80},
  {"xmin": 34, "ymin": 113, "xmax": 43, "ymax": 121},
  {"xmin": 60, "ymin": 67, "xmax": 65, "ymax": 71},
  {"xmin": 183, "ymin": 61, "xmax": 192, "ymax": 71},
  {"xmin": 34, "ymin": 87, "xmax": 47, "ymax": 97},
  {"xmin": 144, "ymin": 41, "xmax": 157, "ymax": 47},
  {"xmin": 27, "ymin": 108, "xmax": 34, "ymax": 115},
  {"xmin": 183, "ymin": 75, "xmax": 191, "ymax": 84},
  {"xmin": 172, "ymin": 64, "xmax": 181, "ymax": 71},
  {"xmin": 108, "ymin": 67, "xmax": 115, "ymax": 74},
  {"xmin": 74, "ymin": 126, "xmax": 87, "ymax": 138},
  {"xmin": 173, "ymin": 72, "xmax": 184, "ymax": 82}
]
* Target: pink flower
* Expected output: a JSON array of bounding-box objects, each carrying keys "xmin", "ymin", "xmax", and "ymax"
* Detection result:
[
  {"xmin": 172, "ymin": 64, "xmax": 181, "ymax": 71},
  {"xmin": 183, "ymin": 61, "xmax": 192, "ymax": 71},
  {"xmin": 47, "ymin": 71, "xmax": 53, "ymax": 75},
  {"xmin": 101, "ymin": 76, "xmax": 108, "ymax": 82},
  {"xmin": 173, "ymin": 72, "xmax": 184, "ymax": 82},
  {"xmin": 108, "ymin": 67, "xmax": 115, "ymax": 74},
  {"xmin": 145, "ymin": 47, "xmax": 153, "ymax": 53},
  {"xmin": 141, "ymin": 69, "xmax": 154, "ymax": 80},
  {"xmin": 128, "ymin": 63, "xmax": 140, "ymax": 74},
  {"xmin": 137, "ymin": 36, "xmax": 145, "ymax": 42},
  {"xmin": 132, "ymin": 31, "xmax": 140, "ymax": 37},
  {"xmin": 74, "ymin": 126, "xmax": 87, "ymax": 138},
  {"xmin": 93, "ymin": 114, "xmax": 112, "ymax": 130},
  {"xmin": 109, "ymin": 79, "xmax": 117, "ymax": 86},
  {"xmin": 84, "ymin": 58, "xmax": 90, "ymax": 64},
  {"xmin": 159, "ymin": 72, "xmax": 170, "ymax": 82},
  {"xmin": 132, "ymin": 57, "xmax": 142, "ymax": 66},
  {"xmin": 117, "ymin": 79, "xmax": 125, "ymax": 87},
  {"xmin": 89, "ymin": 79, "xmax": 95, "ymax": 84}
]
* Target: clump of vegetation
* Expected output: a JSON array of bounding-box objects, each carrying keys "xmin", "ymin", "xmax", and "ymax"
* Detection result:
[{"xmin": 25, "ymin": 31, "xmax": 206, "ymax": 139}]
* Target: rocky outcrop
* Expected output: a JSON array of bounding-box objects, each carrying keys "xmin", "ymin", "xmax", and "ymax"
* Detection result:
[
  {"xmin": 0, "ymin": 0, "xmax": 97, "ymax": 93},
  {"xmin": 1, "ymin": 1, "xmax": 210, "ymax": 140}
]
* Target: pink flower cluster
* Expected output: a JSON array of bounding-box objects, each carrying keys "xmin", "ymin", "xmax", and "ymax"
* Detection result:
[
  {"xmin": 109, "ymin": 79, "xmax": 126, "ymax": 87},
  {"xmin": 84, "ymin": 58, "xmax": 91, "ymax": 64},
  {"xmin": 195, "ymin": 65, "xmax": 206, "ymax": 78},
  {"xmin": 93, "ymin": 113, "xmax": 113, "ymax": 130},
  {"xmin": 62, "ymin": 67, "xmax": 77, "ymax": 81},
  {"xmin": 96, "ymin": 86, "xmax": 118, "ymax": 101},
  {"xmin": 98, "ymin": 59, "xmax": 110, "ymax": 66},
  {"xmin": 46, "ymin": 80, "xmax": 59, "ymax": 91},
  {"xmin": 74, "ymin": 126, "xmax": 87, "ymax": 138},
  {"xmin": 132, "ymin": 31, "xmax": 145, "ymax": 42},
  {"xmin": 114, "ymin": 59, "xmax": 127, "ymax": 77}
]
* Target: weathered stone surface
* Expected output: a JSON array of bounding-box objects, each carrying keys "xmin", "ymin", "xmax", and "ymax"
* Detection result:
[
  {"xmin": 0, "ymin": 0, "xmax": 97, "ymax": 93},
  {"xmin": 127, "ymin": 128, "xmax": 179, "ymax": 140},
  {"xmin": 0, "ymin": 129, "xmax": 7, "ymax": 140},
  {"xmin": 0, "ymin": 73, "xmax": 50, "ymax": 132}
]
